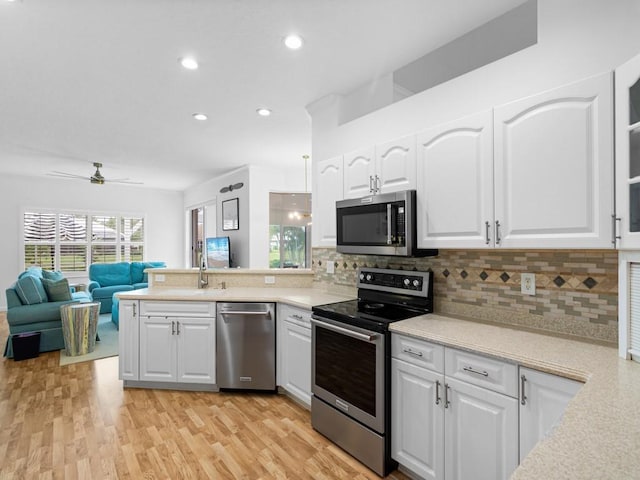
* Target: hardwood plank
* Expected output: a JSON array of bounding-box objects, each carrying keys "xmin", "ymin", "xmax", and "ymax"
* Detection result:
[{"xmin": 0, "ymin": 313, "xmax": 409, "ymax": 479}]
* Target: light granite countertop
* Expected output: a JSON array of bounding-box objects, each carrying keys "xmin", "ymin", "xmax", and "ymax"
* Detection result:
[
  {"xmin": 390, "ymin": 314, "xmax": 640, "ymax": 480},
  {"xmin": 116, "ymin": 286, "xmax": 354, "ymax": 310}
]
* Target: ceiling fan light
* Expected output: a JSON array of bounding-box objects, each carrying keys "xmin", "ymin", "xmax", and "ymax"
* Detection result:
[
  {"xmin": 179, "ymin": 57, "xmax": 199, "ymax": 70},
  {"xmin": 283, "ymin": 34, "xmax": 303, "ymax": 50}
]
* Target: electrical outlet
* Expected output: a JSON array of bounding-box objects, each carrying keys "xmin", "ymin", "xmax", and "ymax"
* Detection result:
[
  {"xmin": 326, "ymin": 261, "xmax": 335, "ymax": 274},
  {"xmin": 155, "ymin": 274, "xmax": 165, "ymax": 282},
  {"xmin": 521, "ymin": 273, "xmax": 535, "ymax": 295},
  {"xmin": 264, "ymin": 276, "xmax": 275, "ymax": 285}
]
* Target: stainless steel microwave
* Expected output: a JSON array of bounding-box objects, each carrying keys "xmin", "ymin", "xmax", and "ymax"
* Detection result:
[{"xmin": 336, "ymin": 190, "xmax": 438, "ymax": 257}]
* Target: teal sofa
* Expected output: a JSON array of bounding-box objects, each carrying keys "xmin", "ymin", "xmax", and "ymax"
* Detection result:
[
  {"xmin": 4, "ymin": 267, "xmax": 92, "ymax": 358},
  {"xmin": 88, "ymin": 261, "xmax": 165, "ymax": 314}
]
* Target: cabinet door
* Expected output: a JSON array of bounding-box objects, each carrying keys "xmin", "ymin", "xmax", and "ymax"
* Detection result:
[
  {"xmin": 391, "ymin": 358, "xmax": 444, "ymax": 480},
  {"xmin": 118, "ymin": 300, "xmax": 139, "ymax": 381},
  {"xmin": 281, "ymin": 321, "xmax": 312, "ymax": 406},
  {"xmin": 376, "ymin": 135, "xmax": 416, "ymax": 195},
  {"xmin": 444, "ymin": 377, "xmax": 518, "ymax": 480},
  {"xmin": 176, "ymin": 317, "xmax": 215, "ymax": 384},
  {"xmin": 139, "ymin": 316, "xmax": 177, "ymax": 382},
  {"xmin": 615, "ymin": 52, "xmax": 640, "ymax": 248},
  {"xmin": 417, "ymin": 111, "xmax": 494, "ymax": 248},
  {"xmin": 519, "ymin": 367, "xmax": 582, "ymax": 462},
  {"xmin": 312, "ymin": 156, "xmax": 343, "ymax": 247},
  {"xmin": 494, "ymin": 72, "xmax": 614, "ymax": 248},
  {"xmin": 343, "ymin": 147, "xmax": 376, "ymax": 199}
]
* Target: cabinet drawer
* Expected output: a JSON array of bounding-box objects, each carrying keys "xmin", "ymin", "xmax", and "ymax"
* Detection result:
[
  {"xmin": 445, "ymin": 348, "xmax": 517, "ymax": 397},
  {"xmin": 279, "ymin": 303, "xmax": 312, "ymax": 328},
  {"xmin": 392, "ymin": 334, "xmax": 444, "ymax": 373},
  {"xmin": 140, "ymin": 301, "xmax": 215, "ymax": 318}
]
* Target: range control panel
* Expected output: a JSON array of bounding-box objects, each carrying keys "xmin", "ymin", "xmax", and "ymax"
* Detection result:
[{"xmin": 357, "ymin": 267, "xmax": 431, "ymax": 296}]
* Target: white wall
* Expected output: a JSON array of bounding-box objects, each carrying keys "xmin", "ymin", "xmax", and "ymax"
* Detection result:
[
  {"xmin": 309, "ymin": 0, "xmax": 640, "ymax": 161},
  {"xmin": 184, "ymin": 164, "xmax": 306, "ymax": 269},
  {"xmin": 0, "ymin": 173, "xmax": 184, "ymax": 310}
]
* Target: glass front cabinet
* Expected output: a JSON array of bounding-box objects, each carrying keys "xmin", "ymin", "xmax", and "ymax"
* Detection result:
[{"xmin": 616, "ymin": 52, "xmax": 640, "ymax": 248}]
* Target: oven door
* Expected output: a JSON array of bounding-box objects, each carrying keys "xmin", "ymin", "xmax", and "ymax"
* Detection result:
[{"xmin": 311, "ymin": 316, "xmax": 385, "ymax": 434}]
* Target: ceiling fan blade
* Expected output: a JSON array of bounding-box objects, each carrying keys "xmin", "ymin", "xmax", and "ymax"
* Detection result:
[
  {"xmin": 49, "ymin": 171, "xmax": 90, "ymax": 180},
  {"xmin": 108, "ymin": 179, "xmax": 144, "ymax": 185}
]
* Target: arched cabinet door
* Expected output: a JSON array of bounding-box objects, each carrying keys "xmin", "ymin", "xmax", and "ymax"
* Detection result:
[
  {"xmin": 616, "ymin": 53, "xmax": 640, "ymax": 249},
  {"xmin": 312, "ymin": 156, "xmax": 343, "ymax": 247},
  {"xmin": 343, "ymin": 147, "xmax": 375, "ymax": 199},
  {"xmin": 416, "ymin": 110, "xmax": 493, "ymax": 249},
  {"xmin": 493, "ymin": 72, "xmax": 614, "ymax": 249}
]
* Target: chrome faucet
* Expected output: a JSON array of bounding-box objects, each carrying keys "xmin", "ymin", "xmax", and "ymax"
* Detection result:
[{"xmin": 198, "ymin": 250, "xmax": 208, "ymax": 289}]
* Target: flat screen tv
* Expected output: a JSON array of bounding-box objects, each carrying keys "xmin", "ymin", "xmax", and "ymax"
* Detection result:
[{"xmin": 205, "ymin": 236, "xmax": 231, "ymax": 269}]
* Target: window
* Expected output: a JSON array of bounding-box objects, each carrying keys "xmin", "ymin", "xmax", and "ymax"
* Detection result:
[
  {"xmin": 23, "ymin": 211, "xmax": 145, "ymax": 273},
  {"xmin": 269, "ymin": 193, "xmax": 311, "ymax": 269}
]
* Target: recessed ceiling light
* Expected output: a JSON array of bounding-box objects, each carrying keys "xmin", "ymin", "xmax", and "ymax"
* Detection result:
[
  {"xmin": 283, "ymin": 34, "xmax": 304, "ymax": 50},
  {"xmin": 193, "ymin": 113, "xmax": 208, "ymax": 121},
  {"xmin": 256, "ymin": 108, "xmax": 272, "ymax": 117},
  {"xmin": 179, "ymin": 57, "xmax": 199, "ymax": 70}
]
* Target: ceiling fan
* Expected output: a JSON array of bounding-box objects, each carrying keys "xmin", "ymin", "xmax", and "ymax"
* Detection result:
[
  {"xmin": 50, "ymin": 162, "xmax": 143, "ymax": 185},
  {"xmin": 220, "ymin": 182, "xmax": 244, "ymax": 193}
]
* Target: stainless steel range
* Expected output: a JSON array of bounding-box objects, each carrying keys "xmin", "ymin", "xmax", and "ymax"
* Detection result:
[{"xmin": 311, "ymin": 267, "xmax": 433, "ymax": 477}]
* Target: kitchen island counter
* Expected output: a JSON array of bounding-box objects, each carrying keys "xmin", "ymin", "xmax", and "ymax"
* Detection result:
[
  {"xmin": 116, "ymin": 287, "xmax": 354, "ymax": 311},
  {"xmin": 390, "ymin": 314, "xmax": 640, "ymax": 480}
]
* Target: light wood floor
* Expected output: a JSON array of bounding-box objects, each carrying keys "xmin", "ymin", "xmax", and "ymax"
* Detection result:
[{"xmin": 0, "ymin": 313, "xmax": 409, "ymax": 480}]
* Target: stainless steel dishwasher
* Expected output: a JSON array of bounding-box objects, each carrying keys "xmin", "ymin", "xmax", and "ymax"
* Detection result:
[{"xmin": 216, "ymin": 302, "xmax": 276, "ymax": 390}]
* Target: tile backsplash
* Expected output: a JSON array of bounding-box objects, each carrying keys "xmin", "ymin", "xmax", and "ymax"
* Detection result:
[{"xmin": 312, "ymin": 248, "xmax": 618, "ymax": 345}]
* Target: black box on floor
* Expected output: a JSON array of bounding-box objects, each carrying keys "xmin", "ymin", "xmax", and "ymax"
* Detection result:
[{"xmin": 12, "ymin": 331, "xmax": 41, "ymax": 361}]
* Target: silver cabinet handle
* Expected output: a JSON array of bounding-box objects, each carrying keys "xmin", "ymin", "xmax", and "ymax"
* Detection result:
[
  {"xmin": 435, "ymin": 380, "xmax": 442, "ymax": 406},
  {"xmin": 444, "ymin": 383, "xmax": 451, "ymax": 409},
  {"xmin": 463, "ymin": 366, "xmax": 489, "ymax": 377},
  {"xmin": 133, "ymin": 303, "xmax": 136, "ymax": 317},
  {"xmin": 495, "ymin": 220, "xmax": 502, "ymax": 245},
  {"xmin": 612, "ymin": 214, "xmax": 621, "ymax": 246},
  {"xmin": 387, "ymin": 203, "xmax": 392, "ymax": 244},
  {"xmin": 176, "ymin": 321, "xmax": 180, "ymax": 335},
  {"xmin": 375, "ymin": 174, "xmax": 381, "ymax": 193},
  {"xmin": 485, "ymin": 220, "xmax": 491, "ymax": 245},
  {"xmin": 171, "ymin": 320, "xmax": 175, "ymax": 335},
  {"xmin": 369, "ymin": 175, "xmax": 374, "ymax": 194},
  {"xmin": 521, "ymin": 374, "xmax": 527, "ymax": 406},
  {"xmin": 402, "ymin": 347, "xmax": 423, "ymax": 357}
]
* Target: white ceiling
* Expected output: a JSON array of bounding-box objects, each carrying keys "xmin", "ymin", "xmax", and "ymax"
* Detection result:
[{"xmin": 0, "ymin": 0, "xmax": 526, "ymax": 190}]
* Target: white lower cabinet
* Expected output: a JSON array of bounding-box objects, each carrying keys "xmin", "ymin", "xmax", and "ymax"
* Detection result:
[
  {"xmin": 277, "ymin": 304, "xmax": 312, "ymax": 406},
  {"xmin": 118, "ymin": 299, "xmax": 139, "ymax": 381},
  {"xmin": 119, "ymin": 300, "xmax": 216, "ymax": 385},
  {"xmin": 392, "ymin": 357, "xmax": 445, "ymax": 480},
  {"xmin": 393, "ymin": 334, "xmax": 583, "ymax": 480},
  {"xmin": 444, "ymin": 377, "xmax": 518, "ymax": 480},
  {"xmin": 518, "ymin": 367, "xmax": 582, "ymax": 462}
]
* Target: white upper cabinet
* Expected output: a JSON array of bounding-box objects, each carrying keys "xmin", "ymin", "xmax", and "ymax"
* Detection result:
[
  {"xmin": 343, "ymin": 147, "xmax": 376, "ymax": 198},
  {"xmin": 493, "ymin": 72, "xmax": 614, "ymax": 248},
  {"xmin": 376, "ymin": 135, "xmax": 417, "ymax": 195},
  {"xmin": 312, "ymin": 156, "xmax": 343, "ymax": 247},
  {"xmin": 615, "ymin": 52, "xmax": 640, "ymax": 249},
  {"xmin": 343, "ymin": 137, "xmax": 416, "ymax": 199},
  {"xmin": 417, "ymin": 110, "xmax": 494, "ymax": 249}
]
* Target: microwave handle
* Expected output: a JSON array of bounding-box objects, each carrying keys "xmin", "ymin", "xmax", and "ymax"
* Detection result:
[{"xmin": 387, "ymin": 203, "xmax": 392, "ymax": 244}]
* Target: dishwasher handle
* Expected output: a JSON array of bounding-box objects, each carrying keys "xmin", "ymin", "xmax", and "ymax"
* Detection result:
[{"xmin": 220, "ymin": 310, "xmax": 272, "ymax": 317}]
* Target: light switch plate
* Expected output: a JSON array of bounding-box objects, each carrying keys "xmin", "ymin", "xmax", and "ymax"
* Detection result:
[
  {"xmin": 326, "ymin": 261, "xmax": 335, "ymax": 274},
  {"xmin": 264, "ymin": 276, "xmax": 275, "ymax": 285},
  {"xmin": 155, "ymin": 274, "xmax": 165, "ymax": 282},
  {"xmin": 521, "ymin": 273, "xmax": 535, "ymax": 295}
]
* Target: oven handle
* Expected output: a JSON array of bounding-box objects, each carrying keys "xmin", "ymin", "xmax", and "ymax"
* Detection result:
[{"xmin": 311, "ymin": 318, "xmax": 378, "ymax": 342}]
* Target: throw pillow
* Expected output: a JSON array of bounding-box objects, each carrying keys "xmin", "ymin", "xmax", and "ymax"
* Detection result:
[
  {"xmin": 42, "ymin": 269, "xmax": 65, "ymax": 281},
  {"xmin": 15, "ymin": 275, "xmax": 48, "ymax": 305},
  {"xmin": 18, "ymin": 266, "xmax": 44, "ymax": 280},
  {"xmin": 41, "ymin": 278, "xmax": 73, "ymax": 302}
]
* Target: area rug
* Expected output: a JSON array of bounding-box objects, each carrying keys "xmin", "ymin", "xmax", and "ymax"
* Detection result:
[{"xmin": 60, "ymin": 313, "xmax": 118, "ymax": 366}]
